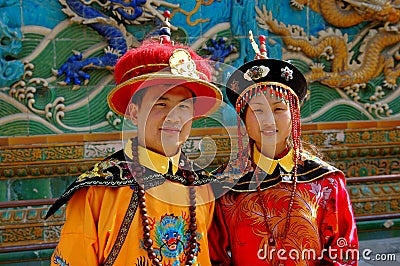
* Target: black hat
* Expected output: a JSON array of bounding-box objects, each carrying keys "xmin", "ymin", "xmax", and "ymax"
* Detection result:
[{"xmin": 226, "ymin": 58, "xmax": 308, "ymax": 110}]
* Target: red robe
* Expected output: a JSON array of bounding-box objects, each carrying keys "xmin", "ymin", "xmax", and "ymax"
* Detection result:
[{"xmin": 209, "ymin": 148, "xmax": 358, "ymax": 266}]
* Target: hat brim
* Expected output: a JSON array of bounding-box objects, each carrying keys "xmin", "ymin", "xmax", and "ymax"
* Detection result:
[{"xmin": 108, "ymin": 73, "xmax": 223, "ymax": 119}]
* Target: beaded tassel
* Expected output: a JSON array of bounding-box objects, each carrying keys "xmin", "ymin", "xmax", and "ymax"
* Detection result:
[{"xmin": 283, "ymin": 92, "xmax": 301, "ymax": 238}]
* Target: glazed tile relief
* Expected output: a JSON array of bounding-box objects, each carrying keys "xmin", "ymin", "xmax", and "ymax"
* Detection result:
[
  {"xmin": 0, "ymin": 1, "xmax": 399, "ymax": 264},
  {"xmin": 0, "ymin": 0, "xmax": 398, "ymax": 137}
]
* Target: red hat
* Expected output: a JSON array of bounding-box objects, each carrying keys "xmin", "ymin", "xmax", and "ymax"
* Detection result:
[{"xmin": 108, "ymin": 40, "xmax": 222, "ymax": 119}]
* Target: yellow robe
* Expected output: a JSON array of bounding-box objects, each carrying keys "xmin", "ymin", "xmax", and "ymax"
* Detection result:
[{"xmin": 51, "ymin": 146, "xmax": 215, "ymax": 266}]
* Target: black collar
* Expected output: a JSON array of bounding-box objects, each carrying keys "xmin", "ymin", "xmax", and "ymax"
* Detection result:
[
  {"xmin": 45, "ymin": 149, "xmax": 215, "ymax": 218},
  {"xmin": 214, "ymin": 150, "xmax": 342, "ymax": 192}
]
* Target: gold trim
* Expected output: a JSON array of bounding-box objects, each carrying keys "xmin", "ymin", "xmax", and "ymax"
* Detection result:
[
  {"xmin": 103, "ymin": 190, "xmax": 138, "ymax": 265},
  {"xmin": 120, "ymin": 63, "xmax": 169, "ymax": 81},
  {"xmin": 108, "ymin": 73, "xmax": 223, "ymax": 118},
  {"xmin": 225, "ymin": 170, "xmax": 341, "ymax": 192}
]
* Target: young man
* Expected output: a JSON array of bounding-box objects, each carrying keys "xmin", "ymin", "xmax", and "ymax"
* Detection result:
[{"xmin": 46, "ymin": 39, "xmax": 222, "ymax": 265}]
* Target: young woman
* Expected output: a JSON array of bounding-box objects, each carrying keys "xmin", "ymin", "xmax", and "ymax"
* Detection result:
[{"xmin": 209, "ymin": 36, "xmax": 358, "ymax": 265}]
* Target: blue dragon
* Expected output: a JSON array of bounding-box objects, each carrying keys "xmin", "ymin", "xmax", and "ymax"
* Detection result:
[
  {"xmin": 203, "ymin": 37, "xmax": 236, "ymax": 70},
  {"xmin": 55, "ymin": 0, "xmax": 179, "ymax": 86},
  {"xmin": 55, "ymin": 0, "xmax": 237, "ymax": 87}
]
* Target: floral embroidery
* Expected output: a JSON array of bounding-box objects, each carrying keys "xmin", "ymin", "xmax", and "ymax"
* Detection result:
[
  {"xmin": 308, "ymin": 179, "xmax": 335, "ymax": 209},
  {"xmin": 310, "ymin": 182, "xmax": 322, "ymax": 195}
]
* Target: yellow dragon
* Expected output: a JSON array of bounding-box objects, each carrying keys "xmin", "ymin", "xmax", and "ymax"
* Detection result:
[
  {"xmin": 256, "ymin": 2, "xmax": 400, "ymax": 89},
  {"xmin": 290, "ymin": 0, "xmax": 400, "ymax": 28}
]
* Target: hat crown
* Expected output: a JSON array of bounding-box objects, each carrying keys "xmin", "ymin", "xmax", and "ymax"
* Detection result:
[
  {"xmin": 226, "ymin": 58, "xmax": 308, "ymax": 107},
  {"xmin": 114, "ymin": 41, "xmax": 212, "ymax": 85},
  {"xmin": 226, "ymin": 31, "xmax": 308, "ymax": 107},
  {"xmin": 108, "ymin": 11, "xmax": 222, "ymax": 119}
]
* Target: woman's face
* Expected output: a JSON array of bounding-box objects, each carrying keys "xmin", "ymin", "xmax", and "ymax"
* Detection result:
[{"xmin": 244, "ymin": 94, "xmax": 292, "ymax": 158}]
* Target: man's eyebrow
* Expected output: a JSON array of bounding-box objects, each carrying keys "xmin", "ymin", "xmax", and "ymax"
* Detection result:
[
  {"xmin": 273, "ymin": 100, "xmax": 286, "ymax": 105},
  {"xmin": 157, "ymin": 96, "xmax": 169, "ymax": 101},
  {"xmin": 156, "ymin": 96, "xmax": 194, "ymax": 103}
]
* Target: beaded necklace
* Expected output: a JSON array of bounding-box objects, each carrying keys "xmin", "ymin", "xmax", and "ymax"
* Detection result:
[
  {"xmin": 253, "ymin": 155, "xmax": 298, "ymax": 249},
  {"xmin": 251, "ymin": 146, "xmax": 298, "ymax": 266},
  {"xmin": 246, "ymin": 89, "xmax": 301, "ymax": 264},
  {"xmin": 130, "ymin": 138, "xmax": 198, "ymax": 266}
]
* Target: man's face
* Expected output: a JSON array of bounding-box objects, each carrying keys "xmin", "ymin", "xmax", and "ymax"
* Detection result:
[{"xmin": 129, "ymin": 85, "xmax": 194, "ymax": 157}]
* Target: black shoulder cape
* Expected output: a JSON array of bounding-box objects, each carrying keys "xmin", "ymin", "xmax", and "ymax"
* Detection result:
[
  {"xmin": 213, "ymin": 150, "xmax": 343, "ymax": 192},
  {"xmin": 45, "ymin": 149, "xmax": 216, "ymax": 218}
]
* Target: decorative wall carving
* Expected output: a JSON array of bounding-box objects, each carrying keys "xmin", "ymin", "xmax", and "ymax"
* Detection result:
[
  {"xmin": 1, "ymin": 1, "xmax": 398, "ymax": 137},
  {"xmin": 0, "ymin": 0, "xmax": 399, "ymax": 263}
]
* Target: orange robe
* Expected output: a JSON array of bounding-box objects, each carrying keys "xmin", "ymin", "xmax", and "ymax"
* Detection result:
[{"xmin": 49, "ymin": 146, "xmax": 215, "ymax": 265}]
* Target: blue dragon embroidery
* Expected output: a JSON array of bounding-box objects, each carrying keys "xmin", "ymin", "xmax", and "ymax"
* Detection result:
[
  {"xmin": 155, "ymin": 214, "xmax": 186, "ymax": 260},
  {"xmin": 53, "ymin": 255, "xmax": 69, "ymax": 266},
  {"xmin": 143, "ymin": 214, "xmax": 201, "ymax": 265},
  {"xmin": 53, "ymin": 250, "xmax": 69, "ymax": 266}
]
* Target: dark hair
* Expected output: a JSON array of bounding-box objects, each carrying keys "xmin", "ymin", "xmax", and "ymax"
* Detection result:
[
  {"xmin": 301, "ymin": 140, "xmax": 323, "ymax": 158},
  {"xmin": 131, "ymin": 88, "xmax": 148, "ymax": 107}
]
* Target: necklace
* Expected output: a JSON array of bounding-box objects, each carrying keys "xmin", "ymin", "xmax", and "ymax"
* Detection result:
[
  {"xmin": 131, "ymin": 138, "xmax": 198, "ymax": 266},
  {"xmin": 254, "ymin": 156, "xmax": 298, "ymax": 264}
]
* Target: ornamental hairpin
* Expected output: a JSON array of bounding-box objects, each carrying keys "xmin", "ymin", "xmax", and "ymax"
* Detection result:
[
  {"xmin": 245, "ymin": 30, "xmax": 270, "ymax": 81},
  {"xmin": 159, "ymin": 10, "xmax": 172, "ymax": 44},
  {"xmin": 249, "ymin": 30, "xmax": 268, "ymax": 59},
  {"xmin": 169, "ymin": 49, "xmax": 199, "ymax": 78},
  {"xmin": 281, "ymin": 66, "xmax": 294, "ymax": 81}
]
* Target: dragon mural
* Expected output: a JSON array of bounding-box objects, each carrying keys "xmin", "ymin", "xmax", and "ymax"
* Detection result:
[
  {"xmin": 0, "ymin": 12, "xmax": 24, "ymax": 88},
  {"xmin": 1, "ymin": 0, "xmax": 236, "ymax": 135},
  {"xmin": 256, "ymin": 7, "xmax": 400, "ymax": 87},
  {"xmin": 255, "ymin": 1, "xmax": 399, "ymax": 117},
  {"xmin": 53, "ymin": 0, "xmax": 236, "ymax": 87},
  {"xmin": 291, "ymin": 0, "xmax": 400, "ymax": 28},
  {"xmin": 54, "ymin": 0, "xmax": 180, "ymax": 87},
  {"xmin": 1, "ymin": 0, "xmax": 399, "ymax": 137}
]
